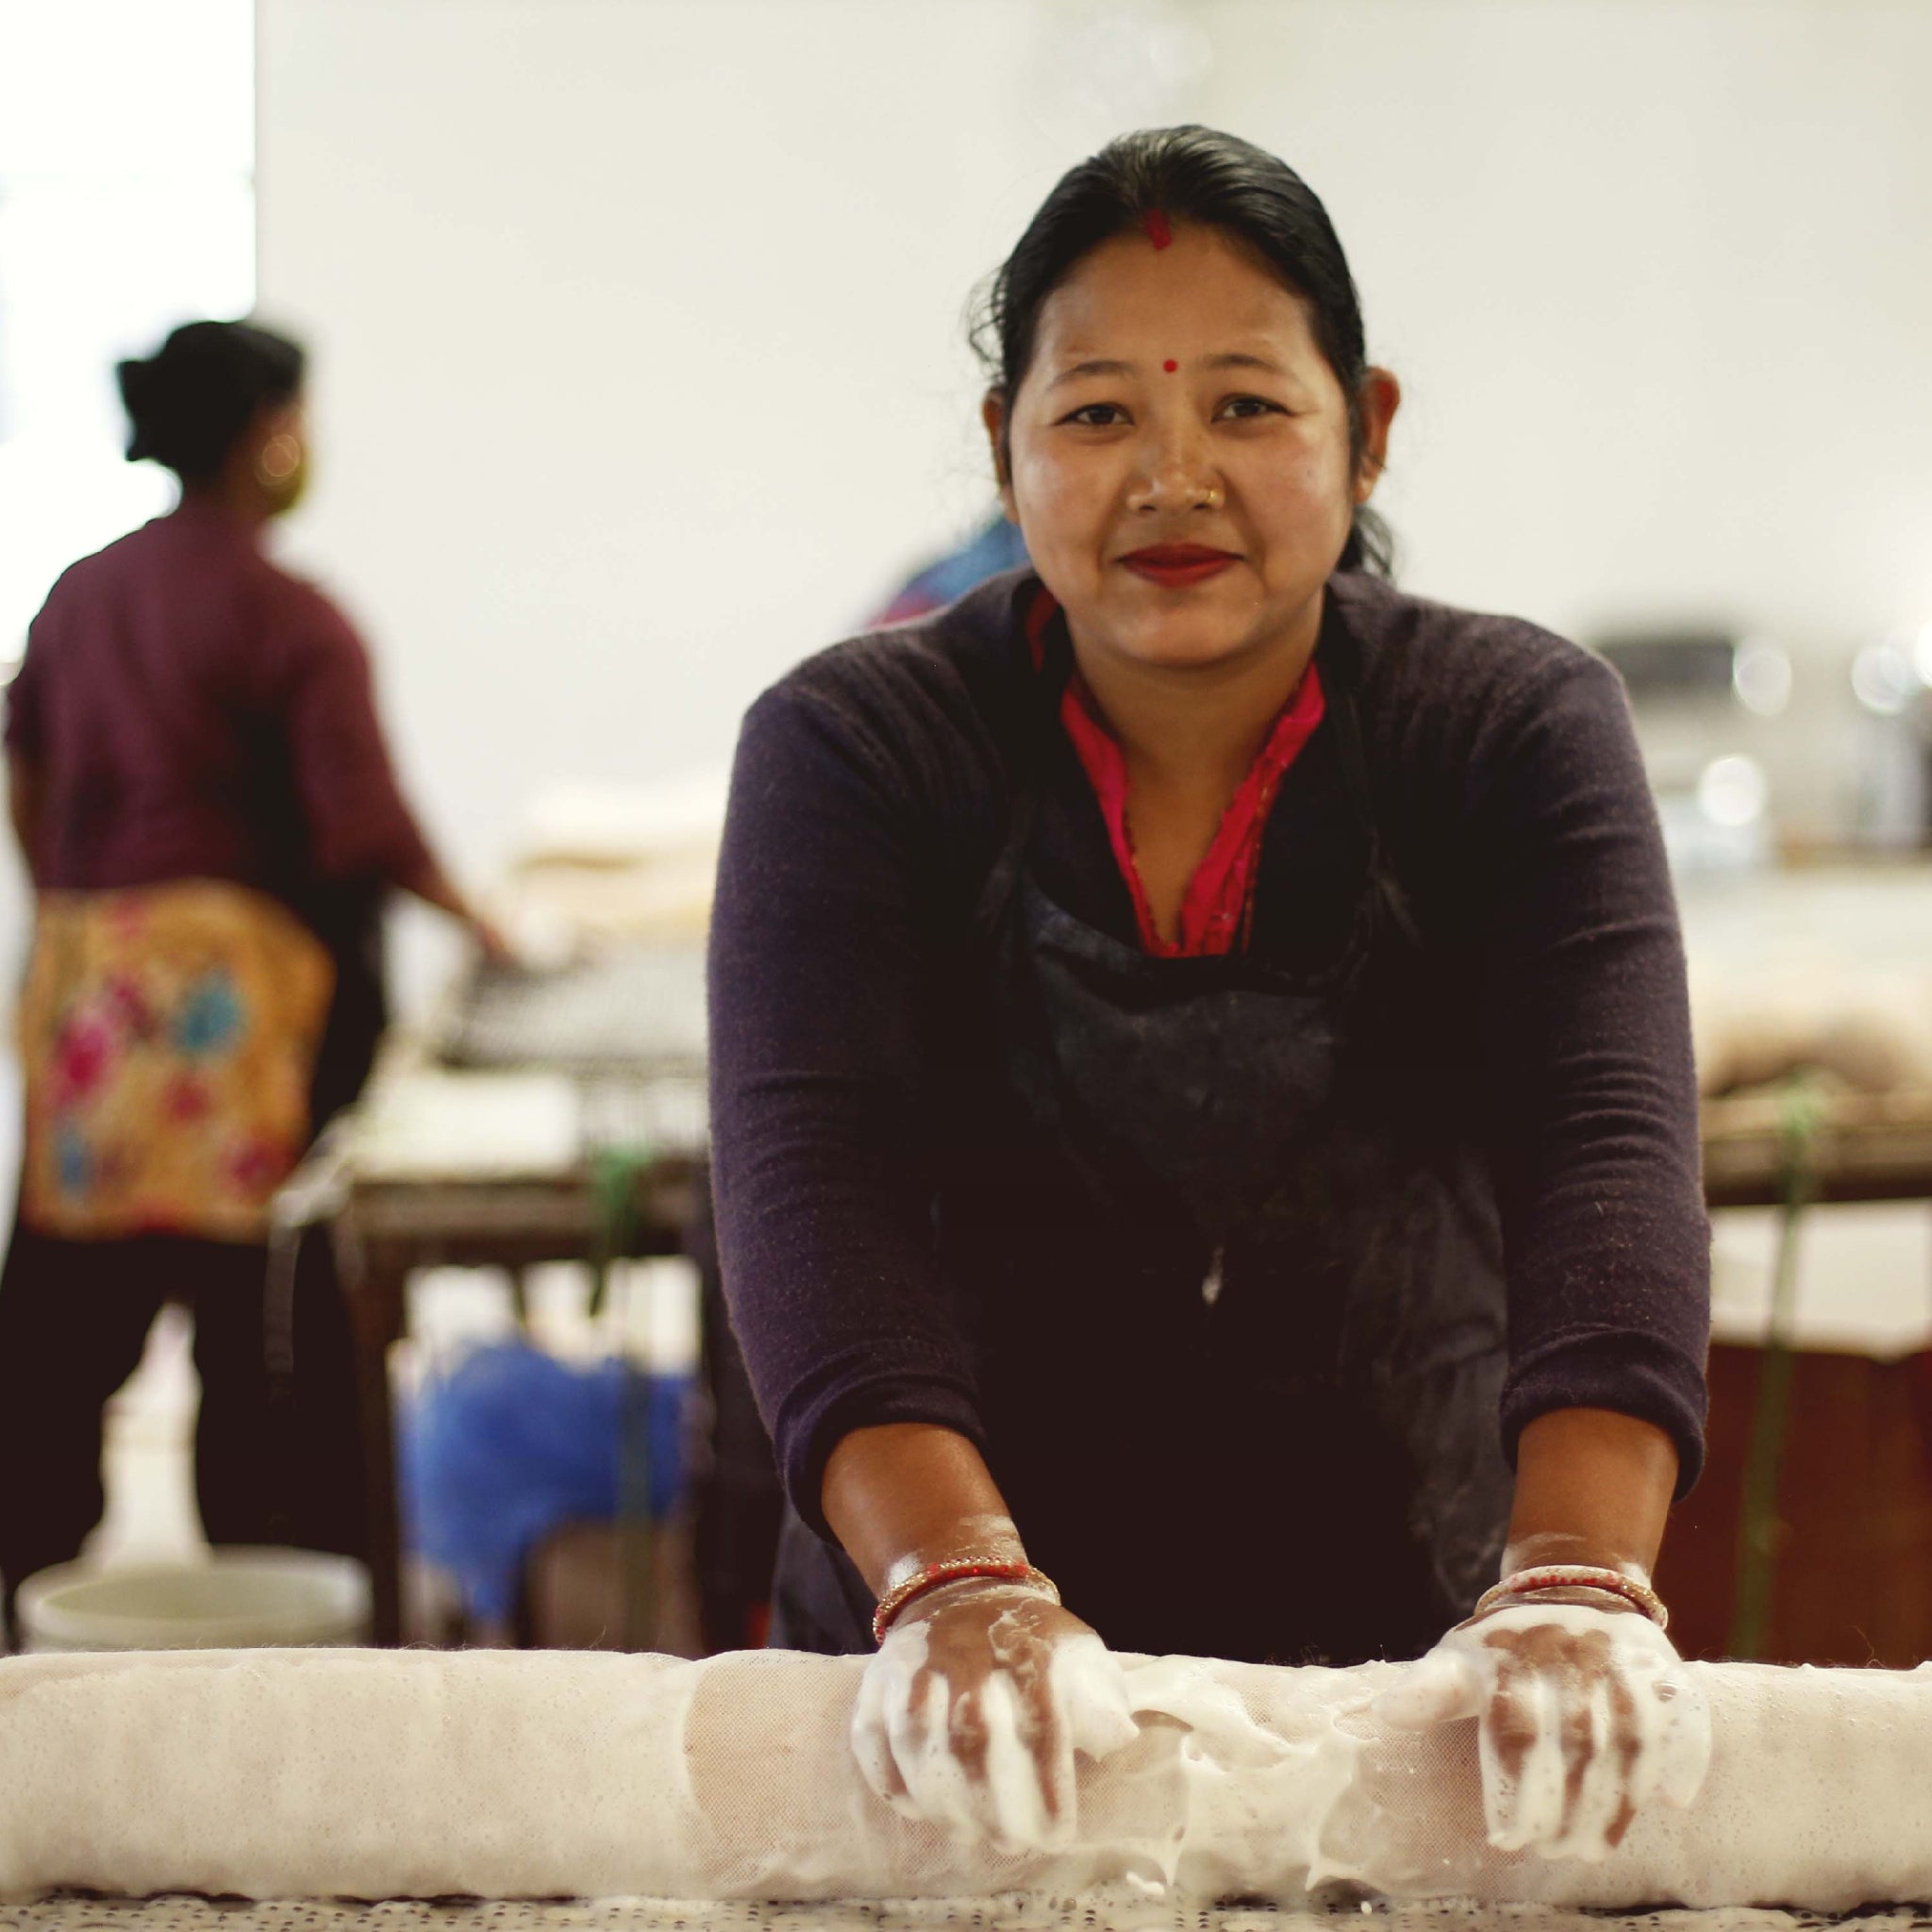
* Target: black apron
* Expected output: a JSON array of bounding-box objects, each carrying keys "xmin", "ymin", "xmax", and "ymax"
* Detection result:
[{"xmin": 772, "ymin": 605, "xmax": 1513, "ymax": 1665}]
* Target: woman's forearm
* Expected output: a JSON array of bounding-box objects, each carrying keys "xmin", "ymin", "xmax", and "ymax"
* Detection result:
[
  {"xmin": 822, "ymin": 1424, "xmax": 1027, "ymax": 1596},
  {"xmin": 394, "ymin": 851, "xmax": 509, "ymax": 960},
  {"xmin": 1504, "ymin": 1405, "xmax": 1678, "ymax": 1579}
]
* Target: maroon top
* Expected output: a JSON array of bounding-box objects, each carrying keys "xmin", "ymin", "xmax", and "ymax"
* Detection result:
[{"xmin": 6, "ymin": 501, "xmax": 433, "ymax": 903}]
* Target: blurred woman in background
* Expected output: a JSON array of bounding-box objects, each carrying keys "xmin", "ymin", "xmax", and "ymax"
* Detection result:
[{"xmin": 0, "ymin": 319, "xmax": 494, "ymax": 1641}]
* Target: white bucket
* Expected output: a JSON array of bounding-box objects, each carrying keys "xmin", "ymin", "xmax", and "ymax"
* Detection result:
[{"xmin": 17, "ymin": 1548, "xmax": 371, "ymax": 1652}]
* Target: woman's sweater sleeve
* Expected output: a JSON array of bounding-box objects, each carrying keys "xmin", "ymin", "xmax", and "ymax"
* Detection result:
[
  {"xmin": 708, "ymin": 680, "xmax": 985, "ymax": 1535},
  {"xmin": 276, "ymin": 588, "xmax": 436, "ymax": 890},
  {"xmin": 1470, "ymin": 648, "xmax": 1711, "ymax": 1491}
]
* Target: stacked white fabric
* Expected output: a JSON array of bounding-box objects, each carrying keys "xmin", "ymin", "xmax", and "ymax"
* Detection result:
[{"xmin": 3, "ymin": 1646, "xmax": 1930, "ymax": 1909}]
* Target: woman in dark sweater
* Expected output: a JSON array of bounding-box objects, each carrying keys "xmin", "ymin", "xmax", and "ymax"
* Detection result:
[{"xmin": 710, "ymin": 130, "xmax": 1709, "ymax": 1855}]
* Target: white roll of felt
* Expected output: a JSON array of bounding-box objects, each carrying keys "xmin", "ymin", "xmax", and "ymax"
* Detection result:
[{"xmin": 2, "ymin": 1646, "xmax": 1929, "ymax": 1910}]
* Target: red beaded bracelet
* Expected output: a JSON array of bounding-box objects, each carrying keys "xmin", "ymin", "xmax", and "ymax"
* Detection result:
[
  {"xmin": 872, "ymin": 1559, "xmax": 1060, "ymax": 1646},
  {"xmin": 1474, "ymin": 1563, "xmax": 1669, "ymax": 1631}
]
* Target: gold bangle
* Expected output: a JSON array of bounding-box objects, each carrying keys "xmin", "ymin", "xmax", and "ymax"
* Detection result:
[
  {"xmin": 872, "ymin": 1559, "xmax": 1059, "ymax": 1646},
  {"xmin": 1474, "ymin": 1563, "xmax": 1668, "ymax": 1631}
]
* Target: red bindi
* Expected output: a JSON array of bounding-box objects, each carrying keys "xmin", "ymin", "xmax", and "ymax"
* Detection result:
[
  {"xmin": 1144, "ymin": 208, "xmax": 1173, "ymax": 250},
  {"xmin": 1162, "ymin": 358, "xmax": 1178, "ymax": 374}
]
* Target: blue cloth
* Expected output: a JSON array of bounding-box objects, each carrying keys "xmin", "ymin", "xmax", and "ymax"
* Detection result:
[
  {"xmin": 400, "ymin": 1340, "xmax": 690, "ymax": 1621},
  {"xmin": 873, "ymin": 515, "xmax": 1030, "ymax": 625}
]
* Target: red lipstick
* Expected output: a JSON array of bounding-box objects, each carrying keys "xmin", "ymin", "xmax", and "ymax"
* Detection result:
[{"xmin": 1120, "ymin": 542, "xmax": 1239, "ymax": 589}]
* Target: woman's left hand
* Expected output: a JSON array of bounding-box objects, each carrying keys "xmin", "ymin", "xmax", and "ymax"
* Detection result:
[{"xmin": 1371, "ymin": 1598, "xmax": 1710, "ymax": 1862}]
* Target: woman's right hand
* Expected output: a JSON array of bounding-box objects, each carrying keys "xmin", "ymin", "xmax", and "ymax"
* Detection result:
[{"xmin": 851, "ymin": 1579, "xmax": 1138, "ymax": 1852}]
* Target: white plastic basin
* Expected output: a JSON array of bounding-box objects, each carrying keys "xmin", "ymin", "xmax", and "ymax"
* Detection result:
[{"xmin": 17, "ymin": 1547, "xmax": 370, "ymax": 1652}]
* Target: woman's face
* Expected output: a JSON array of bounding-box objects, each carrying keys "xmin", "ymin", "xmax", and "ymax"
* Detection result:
[{"xmin": 990, "ymin": 223, "xmax": 1397, "ymax": 675}]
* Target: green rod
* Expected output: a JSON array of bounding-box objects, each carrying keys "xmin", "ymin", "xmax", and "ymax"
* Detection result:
[{"xmin": 1728, "ymin": 1074, "xmax": 1823, "ymax": 1662}]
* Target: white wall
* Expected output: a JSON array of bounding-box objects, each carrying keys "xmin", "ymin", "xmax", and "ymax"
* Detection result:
[
  {"xmin": 1203, "ymin": 0, "xmax": 1932, "ymax": 652},
  {"xmin": 257, "ymin": 0, "xmax": 1215, "ymax": 896},
  {"xmin": 258, "ymin": 0, "xmax": 1932, "ymax": 899}
]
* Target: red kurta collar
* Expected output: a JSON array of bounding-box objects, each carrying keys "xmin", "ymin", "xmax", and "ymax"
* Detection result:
[{"xmin": 1024, "ymin": 587, "xmax": 1325, "ymax": 958}]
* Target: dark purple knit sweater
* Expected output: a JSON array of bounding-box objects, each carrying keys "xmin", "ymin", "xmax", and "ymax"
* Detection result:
[{"xmin": 708, "ymin": 569, "xmax": 1710, "ymax": 1536}]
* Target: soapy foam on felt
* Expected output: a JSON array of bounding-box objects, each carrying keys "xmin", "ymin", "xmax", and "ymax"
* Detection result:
[
  {"xmin": 855, "ymin": 1612, "xmax": 1141, "ymax": 1855},
  {"xmin": 3, "ymin": 1646, "xmax": 1930, "ymax": 1907},
  {"xmin": 1368, "ymin": 1600, "xmax": 1712, "ymax": 1864}
]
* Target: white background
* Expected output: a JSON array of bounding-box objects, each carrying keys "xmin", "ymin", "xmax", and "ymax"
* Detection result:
[{"xmin": 254, "ymin": 0, "xmax": 1932, "ymax": 899}]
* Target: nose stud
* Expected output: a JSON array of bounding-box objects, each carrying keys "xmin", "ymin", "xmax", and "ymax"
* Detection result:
[{"xmin": 1130, "ymin": 479, "xmax": 1224, "ymax": 513}]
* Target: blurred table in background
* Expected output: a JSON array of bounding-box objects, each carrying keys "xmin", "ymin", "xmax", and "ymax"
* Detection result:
[
  {"xmin": 284, "ymin": 945, "xmax": 712, "ymax": 1645},
  {"xmin": 1689, "ymin": 862, "xmax": 1932, "ymax": 1204},
  {"xmin": 1701, "ymin": 1086, "xmax": 1932, "ymax": 1207},
  {"xmin": 1673, "ymin": 864, "xmax": 1932, "ymax": 1665}
]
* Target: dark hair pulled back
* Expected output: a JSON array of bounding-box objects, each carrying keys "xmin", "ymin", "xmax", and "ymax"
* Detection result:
[
  {"xmin": 974, "ymin": 125, "xmax": 1391, "ymax": 576},
  {"xmin": 116, "ymin": 319, "xmax": 306, "ymax": 484}
]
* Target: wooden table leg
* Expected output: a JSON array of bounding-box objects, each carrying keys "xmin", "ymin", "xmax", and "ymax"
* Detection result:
[{"xmin": 335, "ymin": 1228, "xmax": 408, "ymax": 1646}]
